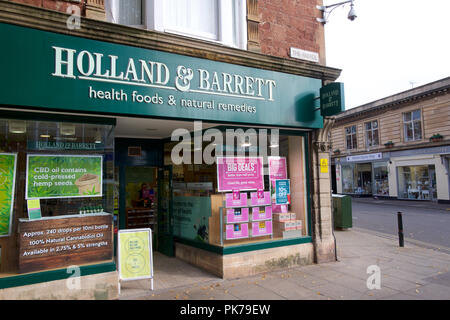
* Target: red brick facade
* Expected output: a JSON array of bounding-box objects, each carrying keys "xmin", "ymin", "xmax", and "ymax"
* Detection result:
[
  {"xmin": 258, "ymin": 0, "xmax": 325, "ymax": 63},
  {"xmin": 9, "ymin": 0, "xmax": 84, "ymax": 14}
]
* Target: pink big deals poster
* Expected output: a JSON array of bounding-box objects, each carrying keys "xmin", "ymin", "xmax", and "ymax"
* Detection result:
[{"xmin": 216, "ymin": 157, "xmax": 264, "ymax": 192}]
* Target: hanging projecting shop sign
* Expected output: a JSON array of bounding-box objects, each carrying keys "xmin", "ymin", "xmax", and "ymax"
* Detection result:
[
  {"xmin": 0, "ymin": 23, "xmax": 323, "ymax": 129},
  {"xmin": 320, "ymin": 82, "xmax": 345, "ymax": 116}
]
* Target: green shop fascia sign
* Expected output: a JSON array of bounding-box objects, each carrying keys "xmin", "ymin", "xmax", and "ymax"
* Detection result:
[
  {"xmin": 0, "ymin": 23, "xmax": 323, "ymax": 129},
  {"xmin": 320, "ymin": 82, "xmax": 345, "ymax": 117}
]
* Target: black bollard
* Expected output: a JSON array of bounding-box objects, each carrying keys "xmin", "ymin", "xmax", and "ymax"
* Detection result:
[{"xmin": 397, "ymin": 212, "xmax": 404, "ymax": 247}]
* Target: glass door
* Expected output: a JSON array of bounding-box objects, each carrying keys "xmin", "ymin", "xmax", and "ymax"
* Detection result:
[
  {"xmin": 157, "ymin": 165, "xmax": 174, "ymax": 256},
  {"xmin": 356, "ymin": 163, "xmax": 372, "ymax": 195}
]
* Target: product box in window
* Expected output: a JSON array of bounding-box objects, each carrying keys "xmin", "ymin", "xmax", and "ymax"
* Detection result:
[
  {"xmin": 225, "ymin": 192, "xmax": 248, "ymax": 208},
  {"xmin": 251, "ymin": 220, "xmax": 272, "ymax": 237},
  {"xmin": 226, "ymin": 207, "xmax": 249, "ymax": 223},
  {"xmin": 294, "ymin": 219, "xmax": 302, "ymax": 230},
  {"xmin": 273, "ymin": 220, "xmax": 296, "ymax": 231},
  {"xmin": 272, "ymin": 212, "xmax": 291, "ymax": 222},
  {"xmin": 274, "ymin": 229, "xmax": 303, "ymax": 239},
  {"xmin": 225, "ymin": 223, "xmax": 249, "ymax": 240},
  {"xmin": 250, "ymin": 191, "xmax": 271, "ymax": 206},
  {"xmin": 251, "ymin": 206, "xmax": 272, "ymax": 221},
  {"xmin": 271, "ymin": 203, "xmax": 289, "ymax": 213}
]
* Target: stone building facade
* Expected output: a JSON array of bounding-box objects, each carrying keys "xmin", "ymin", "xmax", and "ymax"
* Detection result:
[{"xmin": 331, "ymin": 77, "xmax": 450, "ymax": 203}]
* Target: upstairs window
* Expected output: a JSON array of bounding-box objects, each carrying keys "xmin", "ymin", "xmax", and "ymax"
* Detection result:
[
  {"xmin": 164, "ymin": 0, "xmax": 219, "ymax": 41},
  {"xmin": 107, "ymin": 0, "xmax": 144, "ymax": 27},
  {"xmin": 365, "ymin": 120, "xmax": 379, "ymax": 147},
  {"xmin": 403, "ymin": 110, "xmax": 422, "ymax": 142},
  {"xmin": 345, "ymin": 125, "xmax": 357, "ymax": 150},
  {"xmin": 105, "ymin": 0, "xmax": 247, "ymax": 49}
]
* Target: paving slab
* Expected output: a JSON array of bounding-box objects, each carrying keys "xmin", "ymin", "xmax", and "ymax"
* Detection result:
[
  {"xmin": 309, "ymin": 282, "xmax": 365, "ymax": 300},
  {"xmin": 380, "ymin": 292, "xmax": 423, "ymax": 300},
  {"xmin": 382, "ymin": 268, "xmax": 430, "ymax": 285},
  {"xmin": 378, "ymin": 274, "xmax": 423, "ymax": 292},
  {"xmin": 185, "ymin": 284, "xmax": 240, "ymax": 300},
  {"xmin": 424, "ymin": 271, "xmax": 450, "ymax": 287},
  {"xmin": 225, "ymin": 282, "xmax": 286, "ymax": 300},
  {"xmin": 402, "ymin": 283, "xmax": 450, "ymax": 300},
  {"xmin": 327, "ymin": 274, "xmax": 373, "ymax": 293},
  {"xmin": 255, "ymin": 277, "xmax": 317, "ymax": 299}
]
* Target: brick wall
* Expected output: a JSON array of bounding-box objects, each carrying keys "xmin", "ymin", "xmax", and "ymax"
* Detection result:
[
  {"xmin": 258, "ymin": 0, "xmax": 326, "ymax": 64},
  {"xmin": 9, "ymin": 0, "xmax": 84, "ymax": 14}
]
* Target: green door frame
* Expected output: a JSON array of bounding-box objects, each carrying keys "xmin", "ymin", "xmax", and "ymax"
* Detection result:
[{"xmin": 157, "ymin": 165, "xmax": 174, "ymax": 256}]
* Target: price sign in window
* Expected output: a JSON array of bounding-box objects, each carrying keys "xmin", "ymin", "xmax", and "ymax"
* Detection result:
[{"xmin": 275, "ymin": 179, "xmax": 291, "ymax": 205}]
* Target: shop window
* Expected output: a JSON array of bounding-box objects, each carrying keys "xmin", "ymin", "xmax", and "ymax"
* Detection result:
[
  {"xmin": 345, "ymin": 125, "xmax": 357, "ymax": 150},
  {"xmin": 105, "ymin": 0, "xmax": 247, "ymax": 49},
  {"xmin": 341, "ymin": 164, "xmax": 354, "ymax": 194},
  {"xmin": 398, "ymin": 165, "xmax": 434, "ymax": 200},
  {"xmin": 0, "ymin": 117, "xmax": 115, "ymax": 275},
  {"xmin": 365, "ymin": 120, "xmax": 379, "ymax": 147},
  {"xmin": 403, "ymin": 110, "xmax": 422, "ymax": 142},
  {"xmin": 164, "ymin": 130, "xmax": 310, "ymax": 247},
  {"xmin": 341, "ymin": 163, "xmax": 372, "ymax": 195},
  {"xmin": 373, "ymin": 162, "xmax": 389, "ymax": 196}
]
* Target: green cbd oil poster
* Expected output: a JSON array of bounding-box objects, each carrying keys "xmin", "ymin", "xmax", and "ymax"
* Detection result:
[
  {"xmin": 0, "ymin": 153, "xmax": 17, "ymax": 237},
  {"xmin": 26, "ymin": 155, "xmax": 103, "ymax": 199}
]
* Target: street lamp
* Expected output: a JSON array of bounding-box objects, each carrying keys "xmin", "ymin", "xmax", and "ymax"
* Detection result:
[{"xmin": 316, "ymin": 0, "xmax": 357, "ymax": 24}]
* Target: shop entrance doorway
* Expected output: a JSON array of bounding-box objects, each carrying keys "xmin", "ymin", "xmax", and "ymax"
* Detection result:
[
  {"xmin": 123, "ymin": 166, "xmax": 158, "ymax": 230},
  {"xmin": 114, "ymin": 118, "xmax": 218, "ymax": 259},
  {"xmin": 356, "ymin": 163, "xmax": 372, "ymax": 195},
  {"xmin": 122, "ymin": 164, "xmax": 175, "ymax": 255},
  {"xmin": 121, "ymin": 164, "xmax": 174, "ymax": 257}
]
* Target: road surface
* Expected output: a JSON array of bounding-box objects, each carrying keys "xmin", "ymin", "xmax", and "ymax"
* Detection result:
[{"xmin": 350, "ymin": 197, "xmax": 450, "ymax": 251}]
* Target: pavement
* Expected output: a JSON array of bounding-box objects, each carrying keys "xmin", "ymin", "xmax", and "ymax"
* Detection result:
[{"xmin": 119, "ymin": 227, "xmax": 450, "ymax": 300}]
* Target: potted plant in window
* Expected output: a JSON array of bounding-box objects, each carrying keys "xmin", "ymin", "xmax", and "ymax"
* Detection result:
[
  {"xmin": 384, "ymin": 141, "xmax": 394, "ymax": 148},
  {"xmin": 430, "ymin": 134, "xmax": 443, "ymax": 143}
]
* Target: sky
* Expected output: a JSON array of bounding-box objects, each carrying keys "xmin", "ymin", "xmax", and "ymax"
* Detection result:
[{"xmin": 322, "ymin": 0, "xmax": 450, "ymax": 110}]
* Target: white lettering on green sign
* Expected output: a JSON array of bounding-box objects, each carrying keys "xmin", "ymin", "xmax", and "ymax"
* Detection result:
[{"xmin": 52, "ymin": 47, "xmax": 277, "ymax": 101}]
